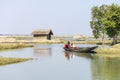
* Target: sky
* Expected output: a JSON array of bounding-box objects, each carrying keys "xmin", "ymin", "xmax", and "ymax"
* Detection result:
[{"xmin": 0, "ymin": 0, "xmax": 120, "ymax": 36}]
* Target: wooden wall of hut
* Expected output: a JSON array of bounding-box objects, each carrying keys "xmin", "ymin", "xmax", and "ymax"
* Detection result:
[{"xmin": 32, "ymin": 29, "xmax": 53, "ymax": 40}]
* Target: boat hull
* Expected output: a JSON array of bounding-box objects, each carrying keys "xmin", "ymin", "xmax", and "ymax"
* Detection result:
[{"xmin": 63, "ymin": 46, "xmax": 98, "ymax": 53}]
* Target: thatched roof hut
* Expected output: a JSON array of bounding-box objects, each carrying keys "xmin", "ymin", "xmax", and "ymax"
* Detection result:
[{"xmin": 32, "ymin": 29, "xmax": 53, "ymax": 40}]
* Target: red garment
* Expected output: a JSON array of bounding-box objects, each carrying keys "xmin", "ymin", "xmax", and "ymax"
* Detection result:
[{"xmin": 64, "ymin": 44, "xmax": 69, "ymax": 48}]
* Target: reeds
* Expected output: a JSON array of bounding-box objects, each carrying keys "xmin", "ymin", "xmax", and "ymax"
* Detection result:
[
  {"xmin": 95, "ymin": 43, "xmax": 120, "ymax": 57},
  {"xmin": 0, "ymin": 43, "xmax": 33, "ymax": 65},
  {"xmin": 0, "ymin": 43, "xmax": 33, "ymax": 50},
  {"xmin": 0, "ymin": 57, "xmax": 32, "ymax": 65}
]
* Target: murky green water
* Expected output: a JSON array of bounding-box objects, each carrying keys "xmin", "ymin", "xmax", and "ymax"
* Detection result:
[{"xmin": 0, "ymin": 44, "xmax": 120, "ymax": 80}]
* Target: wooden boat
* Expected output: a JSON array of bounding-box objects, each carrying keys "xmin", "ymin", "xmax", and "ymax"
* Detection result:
[{"xmin": 63, "ymin": 46, "xmax": 98, "ymax": 53}]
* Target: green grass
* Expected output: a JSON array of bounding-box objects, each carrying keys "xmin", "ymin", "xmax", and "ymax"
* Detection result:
[
  {"xmin": 0, "ymin": 43, "xmax": 33, "ymax": 65},
  {"xmin": 0, "ymin": 57, "xmax": 32, "ymax": 65},
  {"xmin": 95, "ymin": 43, "xmax": 120, "ymax": 57},
  {"xmin": 0, "ymin": 43, "xmax": 33, "ymax": 50}
]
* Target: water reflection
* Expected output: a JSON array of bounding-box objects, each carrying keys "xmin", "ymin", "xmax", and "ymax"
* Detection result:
[
  {"xmin": 64, "ymin": 51, "xmax": 75, "ymax": 60},
  {"xmin": 91, "ymin": 56, "xmax": 120, "ymax": 80},
  {"xmin": 64, "ymin": 51, "xmax": 93, "ymax": 60},
  {"xmin": 33, "ymin": 47, "xmax": 52, "ymax": 57},
  {"xmin": 74, "ymin": 52, "xmax": 93, "ymax": 59}
]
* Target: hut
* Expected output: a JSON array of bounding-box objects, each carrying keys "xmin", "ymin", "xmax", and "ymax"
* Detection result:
[{"xmin": 32, "ymin": 29, "xmax": 53, "ymax": 40}]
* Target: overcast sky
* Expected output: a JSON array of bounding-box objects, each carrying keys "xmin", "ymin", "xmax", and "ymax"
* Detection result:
[{"xmin": 0, "ymin": 0, "xmax": 119, "ymax": 36}]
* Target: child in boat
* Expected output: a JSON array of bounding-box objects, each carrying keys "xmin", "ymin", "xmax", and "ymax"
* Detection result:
[{"xmin": 71, "ymin": 43, "xmax": 77, "ymax": 49}]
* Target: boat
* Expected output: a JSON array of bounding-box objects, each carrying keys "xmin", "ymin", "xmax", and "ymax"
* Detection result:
[{"xmin": 63, "ymin": 46, "xmax": 98, "ymax": 53}]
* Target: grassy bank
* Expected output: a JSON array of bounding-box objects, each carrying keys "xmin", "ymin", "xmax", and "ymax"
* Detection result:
[
  {"xmin": 95, "ymin": 43, "xmax": 120, "ymax": 57},
  {"xmin": 0, "ymin": 57, "xmax": 32, "ymax": 65},
  {"xmin": 0, "ymin": 43, "xmax": 33, "ymax": 65},
  {"xmin": 0, "ymin": 43, "xmax": 33, "ymax": 50}
]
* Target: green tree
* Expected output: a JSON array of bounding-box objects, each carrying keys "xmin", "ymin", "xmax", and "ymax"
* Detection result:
[
  {"xmin": 90, "ymin": 5, "xmax": 107, "ymax": 44},
  {"xmin": 90, "ymin": 6, "xmax": 100, "ymax": 39},
  {"xmin": 102, "ymin": 4, "xmax": 120, "ymax": 44},
  {"xmin": 90, "ymin": 4, "xmax": 120, "ymax": 45}
]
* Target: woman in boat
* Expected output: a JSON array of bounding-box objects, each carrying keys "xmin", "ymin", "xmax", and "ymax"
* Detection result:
[{"xmin": 64, "ymin": 41, "xmax": 71, "ymax": 48}]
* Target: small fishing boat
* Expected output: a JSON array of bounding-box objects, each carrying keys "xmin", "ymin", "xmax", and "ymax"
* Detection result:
[{"xmin": 63, "ymin": 46, "xmax": 98, "ymax": 53}]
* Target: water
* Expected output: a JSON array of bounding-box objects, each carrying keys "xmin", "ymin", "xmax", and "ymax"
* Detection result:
[{"xmin": 0, "ymin": 44, "xmax": 120, "ymax": 80}]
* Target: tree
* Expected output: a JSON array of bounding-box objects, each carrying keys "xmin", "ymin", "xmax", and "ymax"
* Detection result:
[
  {"xmin": 102, "ymin": 4, "xmax": 120, "ymax": 45},
  {"xmin": 90, "ymin": 5, "xmax": 107, "ymax": 44},
  {"xmin": 90, "ymin": 4, "xmax": 120, "ymax": 45}
]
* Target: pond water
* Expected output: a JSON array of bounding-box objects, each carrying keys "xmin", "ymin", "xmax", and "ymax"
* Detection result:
[{"xmin": 0, "ymin": 44, "xmax": 120, "ymax": 80}]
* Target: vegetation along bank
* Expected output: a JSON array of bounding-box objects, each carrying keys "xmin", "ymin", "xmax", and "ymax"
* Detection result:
[{"xmin": 95, "ymin": 43, "xmax": 120, "ymax": 57}]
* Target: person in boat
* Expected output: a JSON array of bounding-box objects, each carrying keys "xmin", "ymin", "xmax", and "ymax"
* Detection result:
[
  {"xmin": 71, "ymin": 43, "xmax": 77, "ymax": 49},
  {"xmin": 64, "ymin": 41, "xmax": 71, "ymax": 49}
]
